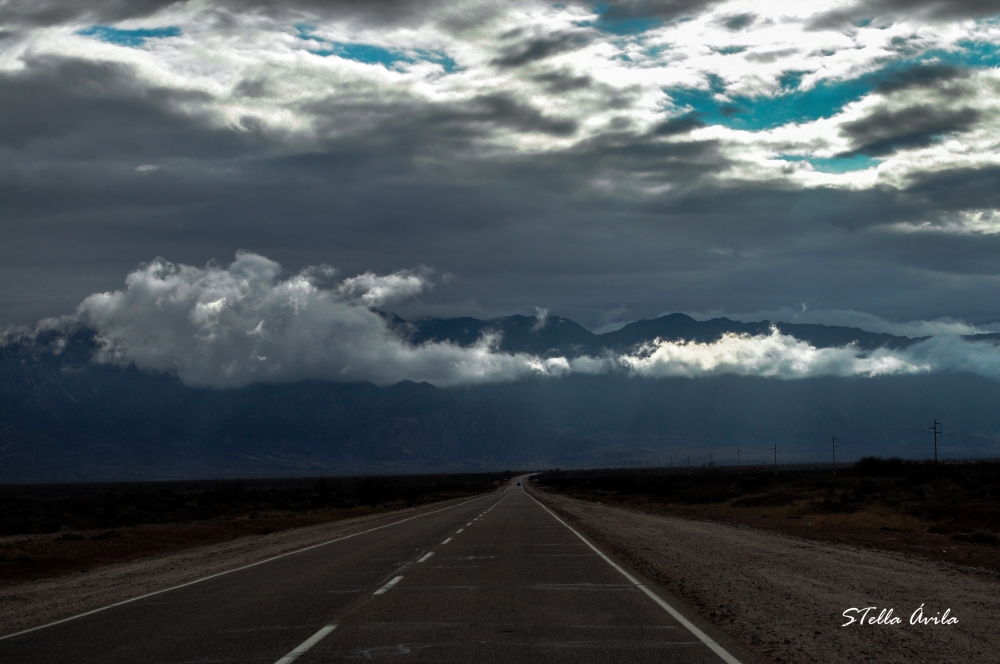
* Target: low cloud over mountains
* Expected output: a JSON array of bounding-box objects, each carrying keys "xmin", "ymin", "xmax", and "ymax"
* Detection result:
[{"xmin": 8, "ymin": 253, "xmax": 1000, "ymax": 389}]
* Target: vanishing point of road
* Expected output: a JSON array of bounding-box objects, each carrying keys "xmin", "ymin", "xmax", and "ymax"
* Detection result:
[{"xmin": 1, "ymin": 480, "xmax": 751, "ymax": 663}]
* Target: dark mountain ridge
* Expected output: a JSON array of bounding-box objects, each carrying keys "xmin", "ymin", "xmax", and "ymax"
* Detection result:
[
  {"xmin": 400, "ymin": 312, "xmax": 924, "ymax": 356},
  {"xmin": 2, "ymin": 314, "xmax": 999, "ymax": 483}
]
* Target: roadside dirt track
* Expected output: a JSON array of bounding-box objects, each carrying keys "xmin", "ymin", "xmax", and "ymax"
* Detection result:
[{"xmin": 533, "ymin": 487, "xmax": 1000, "ymax": 664}]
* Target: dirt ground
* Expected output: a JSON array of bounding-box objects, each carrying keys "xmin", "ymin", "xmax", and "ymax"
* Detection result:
[
  {"xmin": 533, "ymin": 486, "xmax": 1000, "ymax": 664},
  {"xmin": 582, "ymin": 494, "xmax": 1000, "ymax": 572},
  {"xmin": 0, "ymin": 509, "xmax": 386, "ymax": 587},
  {"xmin": 0, "ymin": 495, "xmax": 485, "ymax": 637}
]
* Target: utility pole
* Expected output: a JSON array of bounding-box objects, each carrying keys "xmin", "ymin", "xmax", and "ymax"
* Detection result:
[
  {"xmin": 736, "ymin": 449, "xmax": 741, "ymax": 475},
  {"xmin": 773, "ymin": 444, "xmax": 779, "ymax": 475},
  {"xmin": 708, "ymin": 451, "xmax": 713, "ymax": 467},
  {"xmin": 830, "ymin": 436, "xmax": 838, "ymax": 474},
  {"xmin": 929, "ymin": 420, "xmax": 942, "ymax": 462}
]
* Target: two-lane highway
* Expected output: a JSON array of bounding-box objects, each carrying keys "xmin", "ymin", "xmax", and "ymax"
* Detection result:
[{"xmin": 1, "ymin": 481, "xmax": 747, "ymax": 663}]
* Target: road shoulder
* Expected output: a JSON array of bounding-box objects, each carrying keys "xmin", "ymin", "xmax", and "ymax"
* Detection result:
[{"xmin": 531, "ymin": 483, "xmax": 1000, "ymax": 664}]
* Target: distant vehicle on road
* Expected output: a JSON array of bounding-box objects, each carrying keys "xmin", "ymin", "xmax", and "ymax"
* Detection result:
[{"xmin": 516, "ymin": 482, "xmax": 521, "ymax": 486}]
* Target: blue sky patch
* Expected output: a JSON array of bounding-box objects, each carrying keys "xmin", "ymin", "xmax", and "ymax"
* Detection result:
[
  {"xmin": 666, "ymin": 39, "xmax": 1000, "ymax": 131},
  {"xmin": 779, "ymin": 154, "xmax": 881, "ymax": 173},
  {"xmin": 577, "ymin": 3, "xmax": 664, "ymax": 35},
  {"xmin": 77, "ymin": 25, "xmax": 181, "ymax": 47},
  {"xmin": 296, "ymin": 25, "xmax": 457, "ymax": 72}
]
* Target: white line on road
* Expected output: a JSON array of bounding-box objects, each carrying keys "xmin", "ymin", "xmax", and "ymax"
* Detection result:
[
  {"xmin": 456, "ymin": 528, "xmax": 464, "ymax": 533},
  {"xmin": 0, "ymin": 492, "xmax": 504, "ymax": 641},
  {"xmin": 273, "ymin": 625, "xmax": 336, "ymax": 664},
  {"xmin": 374, "ymin": 576, "xmax": 404, "ymax": 595},
  {"xmin": 442, "ymin": 537, "xmax": 452, "ymax": 544},
  {"xmin": 417, "ymin": 551, "xmax": 435, "ymax": 563},
  {"xmin": 525, "ymin": 492, "xmax": 744, "ymax": 664}
]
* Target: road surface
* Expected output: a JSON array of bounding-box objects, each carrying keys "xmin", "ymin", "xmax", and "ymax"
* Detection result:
[{"xmin": 0, "ymin": 481, "xmax": 748, "ymax": 663}]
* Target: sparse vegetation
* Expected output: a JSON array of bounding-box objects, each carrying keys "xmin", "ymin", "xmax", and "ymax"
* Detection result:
[
  {"xmin": 534, "ymin": 459, "xmax": 1000, "ymax": 566},
  {"xmin": 0, "ymin": 472, "xmax": 513, "ymax": 537}
]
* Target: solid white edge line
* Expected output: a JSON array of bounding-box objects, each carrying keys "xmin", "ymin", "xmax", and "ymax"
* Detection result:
[
  {"xmin": 417, "ymin": 551, "xmax": 434, "ymax": 563},
  {"xmin": 0, "ymin": 491, "xmax": 502, "ymax": 641},
  {"xmin": 373, "ymin": 575, "xmax": 403, "ymax": 595},
  {"xmin": 273, "ymin": 624, "xmax": 337, "ymax": 664},
  {"xmin": 525, "ymin": 491, "xmax": 744, "ymax": 664}
]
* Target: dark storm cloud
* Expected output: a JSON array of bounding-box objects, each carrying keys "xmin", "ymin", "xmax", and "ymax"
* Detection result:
[
  {"xmin": 4, "ymin": 6, "xmax": 1000, "ymax": 336},
  {"xmin": 491, "ymin": 30, "xmax": 595, "ymax": 68},
  {"xmin": 456, "ymin": 94, "xmax": 579, "ymax": 136},
  {"xmin": 874, "ymin": 64, "xmax": 970, "ymax": 95},
  {"xmin": 302, "ymin": 91, "xmax": 581, "ymax": 143},
  {"xmin": 721, "ymin": 13, "xmax": 755, "ymax": 30},
  {"xmin": 532, "ymin": 70, "xmax": 593, "ymax": 93},
  {"xmin": 840, "ymin": 106, "xmax": 981, "ymax": 157},
  {"xmin": 650, "ymin": 115, "xmax": 706, "ymax": 136},
  {"xmin": 0, "ymin": 56, "xmax": 261, "ymax": 160},
  {"xmin": 0, "ymin": 0, "xmax": 180, "ymax": 28},
  {"xmin": 582, "ymin": 0, "xmax": 720, "ymax": 21},
  {"xmin": 0, "ymin": 0, "xmax": 500, "ymax": 34},
  {"xmin": 904, "ymin": 166, "xmax": 1000, "ymax": 212},
  {"xmin": 744, "ymin": 48, "xmax": 800, "ymax": 64},
  {"xmin": 809, "ymin": 0, "xmax": 1000, "ymax": 28}
]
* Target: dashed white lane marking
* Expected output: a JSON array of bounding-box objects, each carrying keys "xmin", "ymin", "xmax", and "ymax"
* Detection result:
[
  {"xmin": 466, "ymin": 522, "xmax": 473, "ymax": 526},
  {"xmin": 442, "ymin": 538, "xmax": 453, "ymax": 544},
  {"xmin": 273, "ymin": 625, "xmax": 337, "ymax": 664},
  {"xmin": 456, "ymin": 528, "xmax": 464, "ymax": 533},
  {"xmin": 525, "ymin": 491, "xmax": 744, "ymax": 664},
  {"xmin": 0, "ymin": 492, "xmax": 505, "ymax": 641},
  {"xmin": 374, "ymin": 576, "xmax": 404, "ymax": 595},
  {"xmin": 417, "ymin": 551, "xmax": 435, "ymax": 563}
]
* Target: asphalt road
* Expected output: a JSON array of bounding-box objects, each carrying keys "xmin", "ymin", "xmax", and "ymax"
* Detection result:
[{"xmin": 1, "ymin": 480, "xmax": 748, "ymax": 663}]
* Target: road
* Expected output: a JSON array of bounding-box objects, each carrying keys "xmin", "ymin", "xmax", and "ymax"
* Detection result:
[{"xmin": 0, "ymin": 480, "xmax": 748, "ymax": 663}]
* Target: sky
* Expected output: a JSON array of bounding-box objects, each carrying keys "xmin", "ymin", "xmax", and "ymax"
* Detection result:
[{"xmin": 5, "ymin": 0, "xmax": 1000, "ymax": 387}]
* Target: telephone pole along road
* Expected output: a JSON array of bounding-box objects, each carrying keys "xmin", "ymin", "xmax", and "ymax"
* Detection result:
[{"xmin": 0, "ymin": 480, "xmax": 748, "ymax": 663}]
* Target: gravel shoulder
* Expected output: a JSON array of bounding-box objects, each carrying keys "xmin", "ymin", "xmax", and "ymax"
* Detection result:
[
  {"xmin": 0, "ymin": 493, "xmax": 488, "ymax": 637},
  {"xmin": 533, "ymin": 486, "xmax": 1000, "ymax": 664}
]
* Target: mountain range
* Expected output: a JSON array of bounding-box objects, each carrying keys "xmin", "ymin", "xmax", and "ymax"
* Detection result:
[{"xmin": 2, "ymin": 313, "xmax": 999, "ymax": 483}]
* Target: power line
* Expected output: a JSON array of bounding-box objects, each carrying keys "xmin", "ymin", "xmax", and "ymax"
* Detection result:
[{"xmin": 929, "ymin": 420, "xmax": 942, "ymax": 462}]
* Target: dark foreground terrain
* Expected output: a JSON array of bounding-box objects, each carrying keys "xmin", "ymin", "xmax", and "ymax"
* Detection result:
[
  {"xmin": 0, "ymin": 472, "xmax": 511, "ymax": 585},
  {"xmin": 535, "ymin": 458, "xmax": 1000, "ymax": 570}
]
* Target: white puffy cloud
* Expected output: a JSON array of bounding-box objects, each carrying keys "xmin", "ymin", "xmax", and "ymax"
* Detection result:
[
  {"xmin": 13, "ymin": 253, "xmax": 1000, "ymax": 388},
  {"xmin": 69, "ymin": 252, "xmax": 569, "ymax": 387},
  {"xmin": 619, "ymin": 328, "xmax": 929, "ymax": 378},
  {"xmin": 337, "ymin": 268, "xmax": 432, "ymax": 307}
]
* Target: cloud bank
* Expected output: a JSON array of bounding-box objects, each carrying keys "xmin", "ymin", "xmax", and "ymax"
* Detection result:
[
  {"xmin": 66, "ymin": 252, "xmax": 570, "ymax": 388},
  {"xmin": 4, "ymin": 0, "xmax": 1000, "ymax": 332},
  {"xmin": 9, "ymin": 253, "xmax": 1000, "ymax": 389},
  {"xmin": 621, "ymin": 330, "xmax": 929, "ymax": 379}
]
